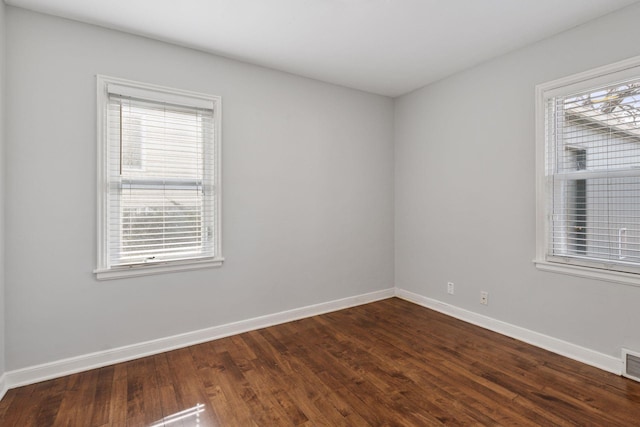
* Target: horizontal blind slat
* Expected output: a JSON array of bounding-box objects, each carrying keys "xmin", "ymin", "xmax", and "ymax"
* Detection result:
[
  {"xmin": 106, "ymin": 92, "xmax": 216, "ymax": 267},
  {"xmin": 546, "ymin": 79, "xmax": 640, "ymax": 268}
]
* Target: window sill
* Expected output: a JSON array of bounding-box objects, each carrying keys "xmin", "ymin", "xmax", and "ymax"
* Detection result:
[
  {"xmin": 533, "ymin": 259, "xmax": 640, "ymax": 287},
  {"xmin": 94, "ymin": 257, "xmax": 224, "ymax": 280}
]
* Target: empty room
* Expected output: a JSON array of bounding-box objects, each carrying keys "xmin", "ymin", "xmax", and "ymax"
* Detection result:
[{"xmin": 0, "ymin": 0, "xmax": 640, "ymax": 425}]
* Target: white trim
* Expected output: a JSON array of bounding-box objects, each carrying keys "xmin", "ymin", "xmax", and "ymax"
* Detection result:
[
  {"xmin": 1, "ymin": 287, "xmax": 626, "ymax": 393},
  {"xmin": 534, "ymin": 79, "xmax": 548, "ymax": 264},
  {"xmin": 534, "ymin": 259, "xmax": 640, "ymax": 287},
  {"xmin": 394, "ymin": 288, "xmax": 623, "ymax": 375},
  {"xmin": 106, "ymin": 82, "xmax": 215, "ymax": 110},
  {"xmin": 0, "ymin": 374, "xmax": 7, "ymax": 402},
  {"xmin": 96, "ymin": 75, "xmax": 108, "ymax": 273},
  {"xmin": 95, "ymin": 257, "xmax": 224, "ymax": 280},
  {"xmin": 2, "ymin": 288, "xmax": 394, "ymax": 390},
  {"xmin": 536, "ymin": 55, "xmax": 640, "ymax": 97}
]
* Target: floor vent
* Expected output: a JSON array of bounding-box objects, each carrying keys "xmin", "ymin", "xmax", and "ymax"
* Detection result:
[{"xmin": 622, "ymin": 348, "xmax": 640, "ymax": 382}]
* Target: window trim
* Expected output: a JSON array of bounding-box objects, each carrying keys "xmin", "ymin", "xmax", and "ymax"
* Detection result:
[
  {"xmin": 95, "ymin": 75, "xmax": 223, "ymax": 280},
  {"xmin": 534, "ymin": 55, "xmax": 640, "ymax": 287}
]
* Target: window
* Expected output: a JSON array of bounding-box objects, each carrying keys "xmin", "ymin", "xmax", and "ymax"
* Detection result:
[
  {"xmin": 95, "ymin": 76, "xmax": 223, "ymax": 279},
  {"xmin": 535, "ymin": 57, "xmax": 640, "ymax": 285}
]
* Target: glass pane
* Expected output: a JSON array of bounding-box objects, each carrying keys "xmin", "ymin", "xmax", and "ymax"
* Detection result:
[{"xmin": 120, "ymin": 188, "xmax": 205, "ymax": 262}]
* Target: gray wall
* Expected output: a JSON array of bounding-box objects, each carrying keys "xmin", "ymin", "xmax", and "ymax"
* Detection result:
[
  {"xmin": 395, "ymin": 3, "xmax": 640, "ymax": 358},
  {"xmin": 0, "ymin": 0, "xmax": 6, "ymax": 378},
  {"xmin": 4, "ymin": 8, "xmax": 394, "ymax": 370}
]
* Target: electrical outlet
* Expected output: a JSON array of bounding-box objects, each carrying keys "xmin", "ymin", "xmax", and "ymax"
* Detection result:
[
  {"xmin": 480, "ymin": 291, "xmax": 488, "ymax": 305},
  {"xmin": 447, "ymin": 282, "xmax": 454, "ymax": 295}
]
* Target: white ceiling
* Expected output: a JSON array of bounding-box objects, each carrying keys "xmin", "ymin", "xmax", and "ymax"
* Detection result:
[{"xmin": 6, "ymin": 0, "xmax": 640, "ymax": 96}]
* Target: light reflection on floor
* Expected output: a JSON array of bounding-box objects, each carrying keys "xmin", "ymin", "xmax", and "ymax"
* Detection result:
[{"xmin": 149, "ymin": 403, "xmax": 205, "ymax": 426}]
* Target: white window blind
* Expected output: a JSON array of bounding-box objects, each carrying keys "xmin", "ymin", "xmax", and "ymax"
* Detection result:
[
  {"xmin": 96, "ymin": 76, "xmax": 222, "ymax": 278},
  {"xmin": 545, "ymin": 77, "xmax": 640, "ymax": 273}
]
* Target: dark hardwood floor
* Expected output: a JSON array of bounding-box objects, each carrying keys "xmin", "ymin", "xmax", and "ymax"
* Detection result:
[{"xmin": 1, "ymin": 297, "xmax": 639, "ymax": 426}]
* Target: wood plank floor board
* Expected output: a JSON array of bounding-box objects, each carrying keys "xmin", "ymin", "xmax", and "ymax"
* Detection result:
[
  {"xmin": 187, "ymin": 344, "xmax": 253, "ymax": 427},
  {"xmin": 242, "ymin": 334, "xmax": 316, "ymax": 421},
  {"xmin": 105, "ymin": 364, "xmax": 127, "ymax": 427},
  {"xmin": 1, "ymin": 297, "xmax": 640, "ymax": 426},
  {"xmin": 211, "ymin": 346, "xmax": 285, "ymax": 426},
  {"xmin": 276, "ymin": 321, "xmax": 417, "ymax": 426},
  {"xmin": 260, "ymin": 324, "xmax": 373, "ymax": 426},
  {"xmin": 536, "ymin": 361, "xmax": 638, "ymax": 419},
  {"xmin": 245, "ymin": 329, "xmax": 347, "ymax": 426},
  {"xmin": 49, "ymin": 371, "xmax": 97, "ymax": 427},
  {"xmin": 349, "ymin": 301, "xmax": 615, "ymax": 426},
  {"xmin": 162, "ymin": 348, "xmax": 220, "ymax": 427},
  {"xmin": 88, "ymin": 367, "xmax": 115, "ymax": 427},
  {"xmin": 293, "ymin": 319, "xmax": 459, "ymax": 426},
  {"xmin": 139, "ymin": 358, "xmax": 164, "ymax": 425},
  {"xmin": 151, "ymin": 354, "xmax": 185, "ymax": 427},
  {"xmin": 347, "ymin": 302, "xmax": 589, "ymax": 423},
  {"xmin": 377, "ymin": 299, "xmax": 640, "ymax": 425},
  {"xmin": 12, "ymin": 378, "xmax": 58, "ymax": 427},
  {"xmin": 319, "ymin": 308, "xmax": 539, "ymax": 426},
  {"xmin": 323, "ymin": 304, "xmax": 544, "ymax": 425},
  {"xmin": 124, "ymin": 359, "xmax": 151, "ymax": 426}
]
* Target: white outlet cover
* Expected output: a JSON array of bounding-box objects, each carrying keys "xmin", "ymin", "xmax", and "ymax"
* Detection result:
[{"xmin": 480, "ymin": 292, "xmax": 488, "ymax": 304}]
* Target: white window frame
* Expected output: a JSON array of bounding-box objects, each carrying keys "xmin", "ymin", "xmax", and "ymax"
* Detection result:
[
  {"xmin": 95, "ymin": 75, "xmax": 223, "ymax": 280},
  {"xmin": 535, "ymin": 56, "xmax": 640, "ymax": 287}
]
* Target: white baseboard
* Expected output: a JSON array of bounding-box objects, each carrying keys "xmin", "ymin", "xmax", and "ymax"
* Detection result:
[
  {"xmin": 1, "ymin": 286, "xmax": 622, "ymax": 397},
  {"xmin": 4, "ymin": 288, "xmax": 395, "ymax": 391},
  {"xmin": 0, "ymin": 373, "xmax": 7, "ymax": 402},
  {"xmin": 395, "ymin": 288, "xmax": 622, "ymax": 375}
]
